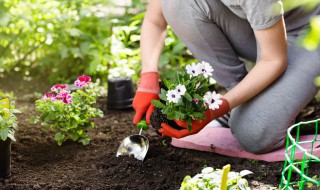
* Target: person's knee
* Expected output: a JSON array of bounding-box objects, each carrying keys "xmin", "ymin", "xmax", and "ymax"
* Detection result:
[
  {"xmin": 238, "ymin": 136, "xmax": 285, "ymax": 154},
  {"xmin": 232, "ymin": 127, "xmax": 285, "ymax": 154},
  {"xmin": 229, "ymin": 111, "xmax": 287, "ymax": 154}
]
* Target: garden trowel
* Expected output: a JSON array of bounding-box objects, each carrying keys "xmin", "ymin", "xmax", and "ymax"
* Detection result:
[{"xmin": 116, "ymin": 117, "xmax": 149, "ymax": 161}]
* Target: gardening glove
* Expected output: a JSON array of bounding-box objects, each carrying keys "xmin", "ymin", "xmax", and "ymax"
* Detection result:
[
  {"xmin": 132, "ymin": 72, "xmax": 160, "ymax": 125},
  {"xmin": 159, "ymin": 98, "xmax": 230, "ymax": 138}
]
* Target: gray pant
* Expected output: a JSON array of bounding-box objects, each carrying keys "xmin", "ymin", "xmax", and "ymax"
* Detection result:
[{"xmin": 161, "ymin": 0, "xmax": 320, "ymax": 154}]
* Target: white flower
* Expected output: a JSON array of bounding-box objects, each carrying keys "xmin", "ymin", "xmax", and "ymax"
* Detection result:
[
  {"xmin": 175, "ymin": 84, "xmax": 186, "ymax": 96},
  {"xmin": 197, "ymin": 181, "xmax": 206, "ymax": 188},
  {"xmin": 180, "ymin": 166, "xmax": 251, "ymax": 190},
  {"xmin": 237, "ymin": 178, "xmax": 250, "ymax": 190},
  {"xmin": 166, "ymin": 90, "xmax": 181, "ymax": 103},
  {"xmin": 202, "ymin": 167, "xmax": 214, "ymax": 174},
  {"xmin": 240, "ymin": 170, "xmax": 253, "ymax": 177},
  {"xmin": 203, "ymin": 91, "xmax": 223, "ymax": 110},
  {"xmin": 186, "ymin": 62, "xmax": 201, "ymax": 77},
  {"xmin": 198, "ymin": 61, "xmax": 214, "ymax": 78}
]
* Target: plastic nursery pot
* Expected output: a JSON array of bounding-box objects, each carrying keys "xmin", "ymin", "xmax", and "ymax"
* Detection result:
[
  {"xmin": 107, "ymin": 77, "xmax": 134, "ymax": 110},
  {"xmin": 150, "ymin": 107, "xmax": 184, "ymax": 135},
  {"xmin": 0, "ymin": 139, "xmax": 11, "ymax": 179},
  {"xmin": 280, "ymin": 119, "xmax": 320, "ymax": 190}
]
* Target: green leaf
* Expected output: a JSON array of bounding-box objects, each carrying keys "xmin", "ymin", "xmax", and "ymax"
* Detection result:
[
  {"xmin": 44, "ymin": 112, "xmax": 56, "ymax": 122},
  {"xmin": 186, "ymin": 101, "xmax": 192, "ymax": 111},
  {"xmin": 162, "ymin": 106, "xmax": 170, "ymax": 115},
  {"xmin": 163, "ymin": 78, "xmax": 171, "ymax": 89},
  {"xmin": 55, "ymin": 133, "xmax": 65, "ymax": 146},
  {"xmin": 172, "ymin": 41, "xmax": 186, "ymax": 54},
  {"xmin": 69, "ymin": 132, "xmax": 80, "ymax": 141},
  {"xmin": 193, "ymin": 94, "xmax": 203, "ymax": 100},
  {"xmin": 184, "ymin": 92, "xmax": 192, "ymax": 102},
  {"xmin": 159, "ymin": 93, "xmax": 167, "ymax": 101},
  {"xmin": 80, "ymin": 138, "xmax": 90, "ymax": 145},
  {"xmin": 175, "ymin": 71, "xmax": 181, "ymax": 84},
  {"xmin": 192, "ymin": 112, "xmax": 205, "ymax": 120},
  {"xmin": 0, "ymin": 128, "xmax": 9, "ymax": 141},
  {"xmin": 65, "ymin": 28, "xmax": 82, "ymax": 37},
  {"xmin": 152, "ymin": 100, "xmax": 165, "ymax": 108},
  {"xmin": 187, "ymin": 119, "xmax": 192, "ymax": 132},
  {"xmin": 174, "ymin": 111, "xmax": 185, "ymax": 119}
]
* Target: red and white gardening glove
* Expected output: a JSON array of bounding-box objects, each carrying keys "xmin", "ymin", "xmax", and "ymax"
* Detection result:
[
  {"xmin": 132, "ymin": 72, "xmax": 160, "ymax": 125},
  {"xmin": 159, "ymin": 98, "xmax": 230, "ymax": 138}
]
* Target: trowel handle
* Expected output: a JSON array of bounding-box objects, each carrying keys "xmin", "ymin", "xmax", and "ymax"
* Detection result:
[{"xmin": 137, "ymin": 115, "xmax": 148, "ymax": 130}]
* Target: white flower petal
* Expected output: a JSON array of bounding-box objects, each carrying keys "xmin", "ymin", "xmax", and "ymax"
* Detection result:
[
  {"xmin": 240, "ymin": 170, "xmax": 253, "ymax": 177},
  {"xmin": 166, "ymin": 90, "xmax": 181, "ymax": 103},
  {"xmin": 202, "ymin": 167, "xmax": 214, "ymax": 174},
  {"xmin": 175, "ymin": 84, "xmax": 186, "ymax": 96},
  {"xmin": 186, "ymin": 62, "xmax": 201, "ymax": 77},
  {"xmin": 237, "ymin": 178, "xmax": 249, "ymax": 190},
  {"xmin": 199, "ymin": 61, "xmax": 214, "ymax": 78}
]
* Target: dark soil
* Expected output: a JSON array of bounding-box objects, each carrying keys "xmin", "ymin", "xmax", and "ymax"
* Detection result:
[
  {"xmin": 150, "ymin": 107, "xmax": 184, "ymax": 133},
  {"xmin": 0, "ymin": 80, "xmax": 320, "ymax": 190}
]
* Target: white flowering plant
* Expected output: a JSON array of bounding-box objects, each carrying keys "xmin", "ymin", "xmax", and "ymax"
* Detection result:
[
  {"xmin": 152, "ymin": 61, "xmax": 223, "ymax": 131},
  {"xmin": 180, "ymin": 166, "xmax": 252, "ymax": 190},
  {"xmin": 35, "ymin": 75, "xmax": 104, "ymax": 145}
]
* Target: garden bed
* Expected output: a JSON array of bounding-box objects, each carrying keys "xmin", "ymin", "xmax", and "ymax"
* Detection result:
[{"xmin": 0, "ymin": 89, "xmax": 319, "ymax": 189}]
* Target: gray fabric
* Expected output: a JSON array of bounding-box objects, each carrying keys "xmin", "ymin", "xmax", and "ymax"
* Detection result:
[
  {"xmin": 284, "ymin": 5, "xmax": 320, "ymax": 35},
  {"xmin": 161, "ymin": 0, "xmax": 320, "ymax": 154},
  {"xmin": 220, "ymin": 0, "xmax": 283, "ymax": 30}
]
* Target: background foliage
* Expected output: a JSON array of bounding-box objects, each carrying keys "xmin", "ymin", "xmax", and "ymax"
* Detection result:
[
  {"xmin": 0, "ymin": 0, "xmax": 319, "ymax": 87},
  {"xmin": 0, "ymin": 0, "xmax": 194, "ymax": 86}
]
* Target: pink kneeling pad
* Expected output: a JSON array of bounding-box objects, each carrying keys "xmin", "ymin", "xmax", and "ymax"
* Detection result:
[{"xmin": 171, "ymin": 124, "xmax": 320, "ymax": 162}]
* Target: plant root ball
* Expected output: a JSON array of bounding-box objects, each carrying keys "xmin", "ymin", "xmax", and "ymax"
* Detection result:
[{"xmin": 150, "ymin": 108, "xmax": 184, "ymax": 135}]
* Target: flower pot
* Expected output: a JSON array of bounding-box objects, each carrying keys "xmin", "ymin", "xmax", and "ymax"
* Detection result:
[
  {"xmin": 0, "ymin": 139, "xmax": 11, "ymax": 178},
  {"xmin": 107, "ymin": 77, "xmax": 134, "ymax": 110},
  {"xmin": 150, "ymin": 107, "xmax": 184, "ymax": 135}
]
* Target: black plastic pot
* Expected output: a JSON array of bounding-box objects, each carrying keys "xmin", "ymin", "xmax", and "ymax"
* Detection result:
[
  {"xmin": 107, "ymin": 77, "xmax": 135, "ymax": 110},
  {"xmin": 0, "ymin": 138, "xmax": 11, "ymax": 179}
]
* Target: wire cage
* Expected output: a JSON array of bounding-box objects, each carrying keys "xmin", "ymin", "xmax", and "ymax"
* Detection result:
[{"xmin": 280, "ymin": 118, "xmax": 320, "ymax": 190}]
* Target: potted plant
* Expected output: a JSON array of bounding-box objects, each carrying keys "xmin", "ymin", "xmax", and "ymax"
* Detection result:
[
  {"xmin": 35, "ymin": 75, "xmax": 104, "ymax": 145},
  {"xmin": 151, "ymin": 61, "xmax": 223, "ymax": 132},
  {"xmin": 0, "ymin": 98, "xmax": 20, "ymax": 178}
]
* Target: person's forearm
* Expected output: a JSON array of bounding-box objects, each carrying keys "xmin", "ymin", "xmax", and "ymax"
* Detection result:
[
  {"xmin": 223, "ymin": 59, "xmax": 287, "ymax": 109},
  {"xmin": 140, "ymin": 17, "xmax": 167, "ymax": 73}
]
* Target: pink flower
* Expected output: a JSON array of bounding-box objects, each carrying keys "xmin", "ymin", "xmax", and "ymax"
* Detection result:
[
  {"xmin": 74, "ymin": 75, "xmax": 91, "ymax": 88},
  {"xmin": 193, "ymin": 98, "xmax": 199, "ymax": 104},
  {"xmin": 51, "ymin": 84, "xmax": 67, "ymax": 92},
  {"xmin": 63, "ymin": 94, "xmax": 73, "ymax": 104},
  {"xmin": 42, "ymin": 92, "xmax": 56, "ymax": 102},
  {"xmin": 195, "ymin": 82, "xmax": 200, "ymax": 89},
  {"xmin": 51, "ymin": 89, "xmax": 73, "ymax": 104}
]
